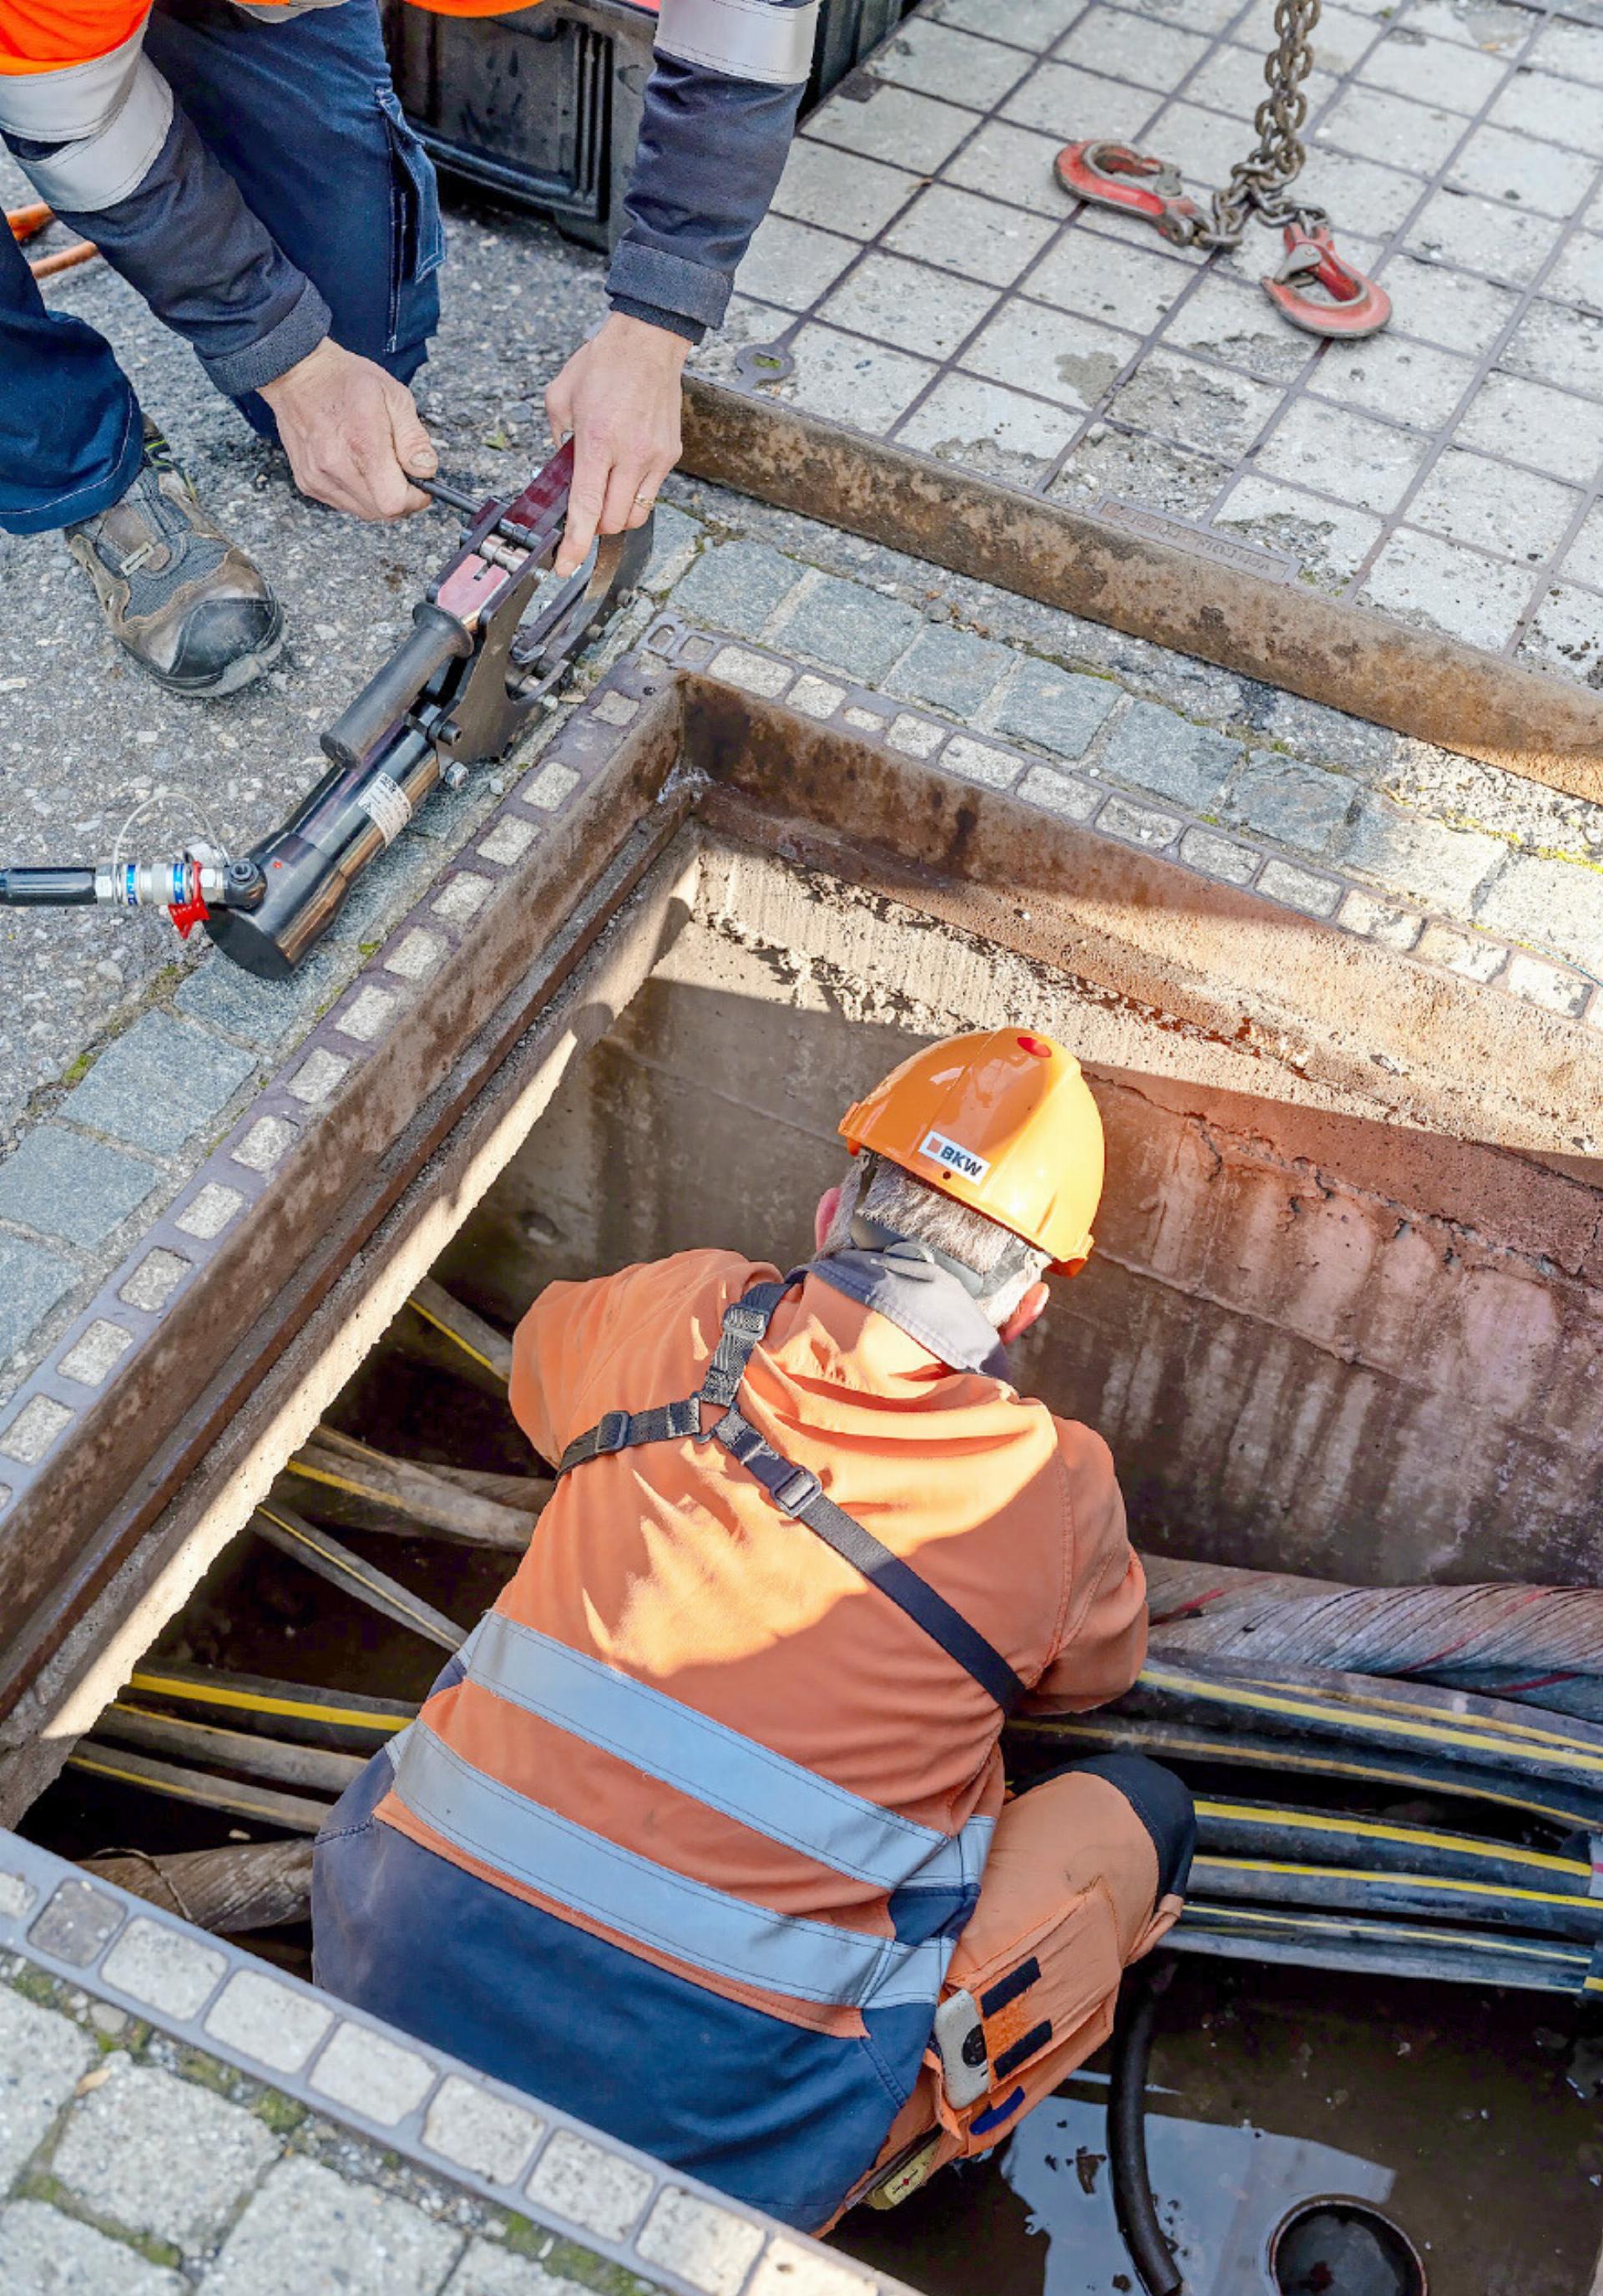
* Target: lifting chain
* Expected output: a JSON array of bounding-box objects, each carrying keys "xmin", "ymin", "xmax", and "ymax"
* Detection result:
[
  {"xmin": 1188, "ymin": 0, "xmax": 1325, "ymax": 250},
  {"xmin": 1054, "ymin": 0, "xmax": 1391, "ymax": 338}
]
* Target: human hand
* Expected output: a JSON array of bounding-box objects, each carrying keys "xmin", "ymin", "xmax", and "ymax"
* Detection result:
[
  {"xmin": 544, "ymin": 312, "xmax": 688, "ymax": 577},
  {"xmin": 260, "ymin": 338, "xmax": 437, "ymax": 521}
]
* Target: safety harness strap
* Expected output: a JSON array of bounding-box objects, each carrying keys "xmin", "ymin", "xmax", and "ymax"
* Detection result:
[
  {"xmin": 555, "ymin": 1279, "xmax": 1026, "ymax": 1714},
  {"xmin": 710, "ymin": 1403, "xmax": 1026, "ymax": 1714}
]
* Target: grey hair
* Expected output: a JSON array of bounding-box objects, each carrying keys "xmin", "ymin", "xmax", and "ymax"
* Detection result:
[{"xmin": 823, "ymin": 1157, "xmax": 1049, "ymax": 1330}]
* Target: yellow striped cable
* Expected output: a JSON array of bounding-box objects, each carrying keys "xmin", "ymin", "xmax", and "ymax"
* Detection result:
[
  {"xmin": 1140, "ymin": 1660, "xmax": 1603, "ymax": 1779},
  {"xmin": 254, "ymin": 1505, "xmax": 454, "ymax": 1644},
  {"xmin": 1193, "ymin": 1853, "xmax": 1589, "ymax": 1914},
  {"xmin": 67, "ymin": 1749, "xmax": 319, "ymax": 1824},
  {"xmin": 1021, "ymin": 1717, "xmax": 1592, "ymax": 1831},
  {"xmin": 1185, "ymin": 1900, "xmax": 1583, "ymax": 1969},
  {"xmin": 407, "ymin": 1292, "xmax": 505, "ymax": 1382},
  {"xmin": 127, "ymin": 1668, "xmax": 407, "ymax": 1737},
  {"xmin": 1215, "ymin": 1666, "xmax": 1603, "ymax": 1757},
  {"xmin": 1193, "ymin": 1798, "xmax": 1587, "ymax": 1880}
]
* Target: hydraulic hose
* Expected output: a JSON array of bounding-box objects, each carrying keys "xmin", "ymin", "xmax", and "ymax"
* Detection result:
[{"xmin": 1109, "ymin": 1963, "xmax": 1183, "ymax": 2296}]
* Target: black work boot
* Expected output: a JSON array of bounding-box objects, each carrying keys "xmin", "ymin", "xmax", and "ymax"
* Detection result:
[{"xmin": 63, "ymin": 423, "xmax": 283, "ymax": 698}]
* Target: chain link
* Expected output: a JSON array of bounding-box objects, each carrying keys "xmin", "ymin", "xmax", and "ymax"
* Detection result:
[{"xmin": 1175, "ymin": 0, "xmax": 1327, "ymax": 250}]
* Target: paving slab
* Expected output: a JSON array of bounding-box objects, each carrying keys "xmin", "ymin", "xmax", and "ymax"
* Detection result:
[{"xmin": 693, "ymin": 0, "xmax": 1603, "ymax": 682}]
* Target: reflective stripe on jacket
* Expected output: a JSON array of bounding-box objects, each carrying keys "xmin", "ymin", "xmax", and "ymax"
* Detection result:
[{"xmin": 376, "ymin": 1248, "xmax": 1149, "ymax": 2036}]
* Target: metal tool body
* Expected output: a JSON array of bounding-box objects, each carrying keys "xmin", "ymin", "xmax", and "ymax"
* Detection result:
[{"xmin": 0, "ymin": 445, "xmax": 651, "ymax": 977}]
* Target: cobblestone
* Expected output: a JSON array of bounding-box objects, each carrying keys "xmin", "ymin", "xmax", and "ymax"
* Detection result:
[
  {"xmin": 309, "ymin": 2020, "xmax": 434, "ymax": 2127},
  {"xmin": 1098, "ymin": 702, "xmax": 1241, "ymax": 814},
  {"xmin": 0, "ymin": 2200, "xmax": 184, "ymax": 2295},
  {"xmin": 673, "ymin": 540, "xmax": 806, "ymax": 639},
  {"xmin": 205, "ymin": 2157, "xmax": 461, "ymax": 2296},
  {"xmin": 0, "ymin": 1235, "xmax": 75, "ymax": 1361},
  {"xmin": 1475, "ymin": 853, "xmax": 1603, "ymax": 977},
  {"xmin": 444, "ymin": 2243, "xmax": 590, "ymax": 2296},
  {"xmin": 0, "ymin": 1395, "xmax": 73, "ymax": 1464},
  {"xmin": 1018, "ymin": 765, "xmax": 1100, "ymax": 822},
  {"xmin": 1504, "ymin": 950, "xmax": 1590, "ymax": 1016},
  {"xmin": 230, "ymin": 1115, "xmax": 296, "ymax": 1172},
  {"xmin": 422, "ymin": 2076, "xmax": 541, "ymax": 2187},
  {"xmin": 204, "ymin": 1970, "xmax": 331, "ymax": 2076},
  {"xmin": 57, "ymin": 1318, "xmax": 134, "ymax": 1388},
  {"xmin": 1338, "ymin": 889, "xmax": 1424, "ymax": 951},
  {"xmin": 942, "ymin": 736, "xmax": 1022, "ymax": 790},
  {"xmin": 174, "ymin": 1183, "xmax": 245, "ymax": 1241},
  {"xmin": 747, "ymin": 2238, "xmax": 876, "ymax": 2295},
  {"xmin": 1418, "ymin": 919, "xmax": 1509, "ymax": 982},
  {"xmin": 1226, "ymin": 756, "xmax": 1356, "ymax": 855},
  {"xmin": 992, "ymin": 660, "xmax": 1121, "ymax": 759},
  {"xmin": 1258, "ymin": 858, "xmax": 1343, "ymax": 918},
  {"xmin": 119, "ymin": 1247, "xmax": 190, "ymax": 1314},
  {"xmin": 526, "ymin": 2129, "xmax": 651, "ymax": 2243},
  {"xmin": 53, "ymin": 2057, "xmax": 276, "ymax": 2248},
  {"xmin": 1100, "ymin": 795, "xmax": 1183, "ymax": 848},
  {"xmin": 0, "ymin": 1127, "xmax": 157, "ymax": 1248},
  {"xmin": 636, "ymin": 2187, "xmax": 765, "ymax": 2296},
  {"xmin": 1179, "ymin": 827, "xmax": 1260, "ymax": 886},
  {"xmin": 63, "ymin": 1014, "xmax": 256, "ymax": 1156},
  {"xmin": 174, "ymin": 945, "xmax": 348, "ymax": 1052},
  {"xmin": 771, "ymin": 576, "xmax": 923, "ymax": 682},
  {"xmin": 0, "ymin": 1981, "xmax": 93, "ymax": 2184},
  {"xmin": 100, "ymin": 1915, "xmax": 225, "ymax": 2020},
  {"xmin": 1342, "ymin": 799, "xmax": 1504, "ymax": 918},
  {"xmin": 886, "ymin": 624, "xmax": 1013, "ymax": 716}
]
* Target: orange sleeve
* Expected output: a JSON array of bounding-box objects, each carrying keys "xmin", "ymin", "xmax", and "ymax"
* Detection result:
[{"xmin": 1026, "ymin": 1424, "xmax": 1147, "ymax": 1713}]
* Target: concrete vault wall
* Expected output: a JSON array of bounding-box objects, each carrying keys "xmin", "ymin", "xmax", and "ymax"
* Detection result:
[{"xmin": 438, "ymin": 841, "xmax": 1603, "ymax": 1593}]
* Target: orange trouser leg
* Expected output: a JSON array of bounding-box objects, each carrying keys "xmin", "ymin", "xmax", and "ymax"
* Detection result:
[{"xmin": 830, "ymin": 1770, "xmax": 1184, "ymax": 2227}]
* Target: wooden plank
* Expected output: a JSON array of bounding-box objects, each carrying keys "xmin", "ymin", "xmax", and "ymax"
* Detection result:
[{"xmin": 83, "ymin": 1840, "xmax": 314, "ymax": 1933}]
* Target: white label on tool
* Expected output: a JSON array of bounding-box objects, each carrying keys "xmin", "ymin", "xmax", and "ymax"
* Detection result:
[
  {"xmin": 920, "ymin": 1129, "xmax": 990, "ymax": 1185},
  {"xmin": 356, "ymin": 771, "xmax": 412, "ymax": 847}
]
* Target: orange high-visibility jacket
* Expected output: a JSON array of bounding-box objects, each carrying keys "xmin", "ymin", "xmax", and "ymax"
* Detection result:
[{"xmin": 377, "ymin": 1248, "xmax": 1148, "ymax": 2037}]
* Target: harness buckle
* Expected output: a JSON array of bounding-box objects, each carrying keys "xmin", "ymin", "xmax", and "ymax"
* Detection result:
[
  {"xmin": 774, "ymin": 1466, "xmax": 822, "ymax": 1518},
  {"xmin": 593, "ymin": 1409, "xmax": 633, "ymax": 1455}
]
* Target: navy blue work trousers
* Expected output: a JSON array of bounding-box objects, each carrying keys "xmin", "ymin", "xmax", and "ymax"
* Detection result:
[{"xmin": 0, "ymin": 0, "xmax": 443, "ymax": 535}]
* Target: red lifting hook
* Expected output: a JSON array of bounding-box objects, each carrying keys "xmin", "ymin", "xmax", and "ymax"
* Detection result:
[
  {"xmin": 1054, "ymin": 141, "xmax": 1203, "ymax": 246},
  {"xmin": 1263, "ymin": 223, "xmax": 1390, "ymax": 340}
]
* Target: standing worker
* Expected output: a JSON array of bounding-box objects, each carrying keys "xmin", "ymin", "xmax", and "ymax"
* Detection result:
[
  {"xmin": 0, "ymin": 0, "xmax": 814, "ymax": 692},
  {"xmin": 314, "ymin": 1029, "xmax": 1193, "ymax": 2231}
]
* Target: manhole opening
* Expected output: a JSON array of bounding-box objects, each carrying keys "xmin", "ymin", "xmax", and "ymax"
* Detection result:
[
  {"xmin": 1271, "ymin": 2197, "xmax": 1427, "ymax": 2296},
  {"xmin": 8, "ymin": 801, "xmax": 1601, "ymax": 2293}
]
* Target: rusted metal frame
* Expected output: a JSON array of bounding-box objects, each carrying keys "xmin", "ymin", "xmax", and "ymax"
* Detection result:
[
  {"xmin": 676, "ymin": 672, "xmax": 1603, "ymax": 1187},
  {"xmin": 680, "ymin": 377, "xmax": 1603, "ymax": 803},
  {"xmin": 0, "ymin": 809, "xmax": 703, "ymax": 1817},
  {"xmin": 0, "ymin": 687, "xmax": 686, "ymax": 1727}
]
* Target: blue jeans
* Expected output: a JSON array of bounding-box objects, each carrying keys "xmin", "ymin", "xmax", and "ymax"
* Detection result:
[{"xmin": 0, "ymin": 0, "xmax": 442, "ymax": 536}]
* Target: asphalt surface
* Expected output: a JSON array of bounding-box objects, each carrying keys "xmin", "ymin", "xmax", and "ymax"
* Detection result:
[{"xmin": 0, "ymin": 158, "xmax": 612, "ymax": 1143}]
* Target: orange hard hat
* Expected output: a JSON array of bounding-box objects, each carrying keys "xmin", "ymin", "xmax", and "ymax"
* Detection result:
[{"xmin": 838, "ymin": 1028, "xmax": 1105, "ymax": 1277}]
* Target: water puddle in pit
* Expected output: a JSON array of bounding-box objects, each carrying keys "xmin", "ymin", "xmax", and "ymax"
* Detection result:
[{"xmin": 832, "ymin": 1960, "xmax": 1603, "ymax": 2296}]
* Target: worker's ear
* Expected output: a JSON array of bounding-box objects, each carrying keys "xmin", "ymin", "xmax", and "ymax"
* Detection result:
[
  {"xmin": 999, "ymin": 1281, "xmax": 1049, "ymax": 1347},
  {"xmin": 814, "ymin": 1184, "xmax": 843, "ymax": 1253}
]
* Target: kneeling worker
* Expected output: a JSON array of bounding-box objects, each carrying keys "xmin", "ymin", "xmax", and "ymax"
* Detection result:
[{"xmin": 313, "ymin": 1027, "xmax": 1192, "ymax": 2231}]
